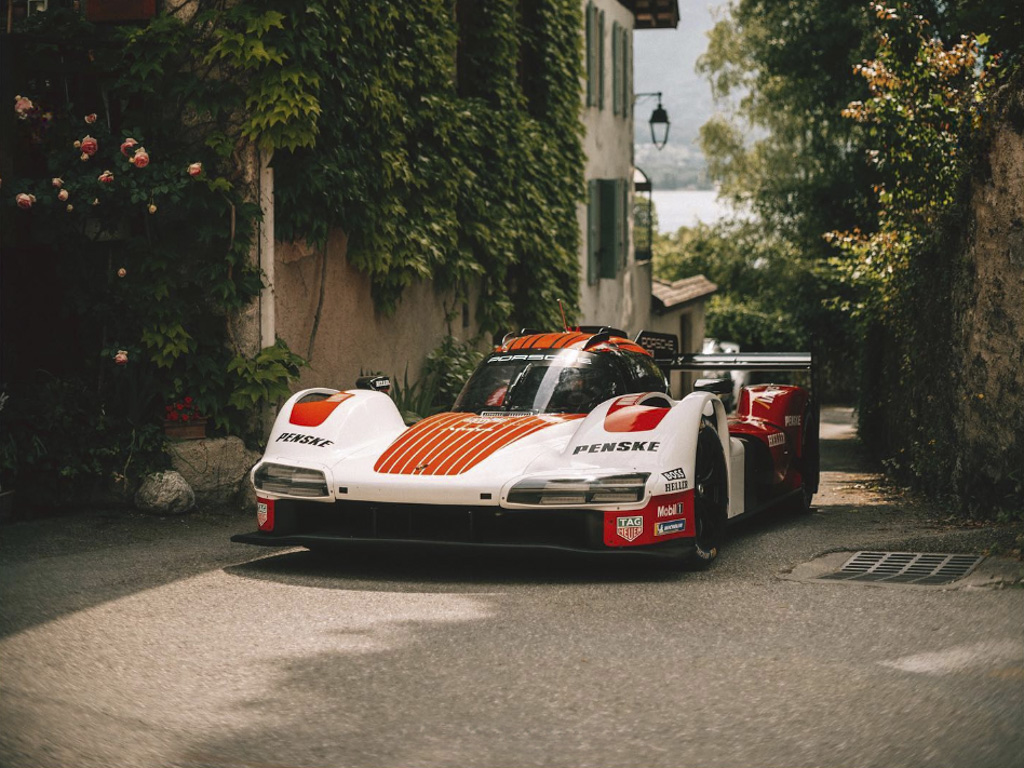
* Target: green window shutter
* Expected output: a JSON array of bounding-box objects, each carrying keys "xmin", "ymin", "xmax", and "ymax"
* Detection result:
[
  {"xmin": 618, "ymin": 177, "xmax": 628, "ymax": 268},
  {"xmin": 597, "ymin": 10, "xmax": 605, "ymax": 110},
  {"xmin": 612, "ymin": 22, "xmax": 620, "ymax": 116},
  {"xmin": 599, "ymin": 179, "xmax": 617, "ymax": 279},
  {"xmin": 588, "ymin": 179, "xmax": 600, "ymax": 284},
  {"xmin": 622, "ymin": 28, "xmax": 631, "ymax": 118},
  {"xmin": 585, "ymin": 3, "xmax": 594, "ymax": 107}
]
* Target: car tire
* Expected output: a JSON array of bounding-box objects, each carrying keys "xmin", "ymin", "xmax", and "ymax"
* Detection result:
[
  {"xmin": 683, "ymin": 419, "xmax": 728, "ymax": 570},
  {"xmin": 790, "ymin": 407, "xmax": 818, "ymax": 514}
]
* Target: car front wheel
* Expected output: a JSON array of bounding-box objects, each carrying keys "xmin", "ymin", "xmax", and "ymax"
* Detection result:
[{"xmin": 684, "ymin": 420, "xmax": 728, "ymax": 570}]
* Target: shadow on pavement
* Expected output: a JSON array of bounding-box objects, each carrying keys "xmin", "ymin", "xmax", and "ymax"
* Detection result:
[{"xmin": 223, "ymin": 545, "xmax": 687, "ymax": 592}]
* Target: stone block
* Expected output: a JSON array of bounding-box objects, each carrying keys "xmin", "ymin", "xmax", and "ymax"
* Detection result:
[
  {"xmin": 169, "ymin": 436, "xmax": 261, "ymax": 508},
  {"xmin": 135, "ymin": 471, "xmax": 195, "ymax": 515}
]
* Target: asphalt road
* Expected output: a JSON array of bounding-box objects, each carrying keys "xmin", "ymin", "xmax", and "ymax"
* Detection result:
[{"xmin": 1, "ymin": 408, "xmax": 1022, "ymax": 768}]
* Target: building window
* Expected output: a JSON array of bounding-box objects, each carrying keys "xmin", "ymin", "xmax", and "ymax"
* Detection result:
[
  {"xmin": 587, "ymin": 178, "xmax": 629, "ymax": 284},
  {"xmin": 585, "ymin": 2, "xmax": 605, "ymax": 109},
  {"xmin": 611, "ymin": 22, "xmax": 630, "ymax": 117}
]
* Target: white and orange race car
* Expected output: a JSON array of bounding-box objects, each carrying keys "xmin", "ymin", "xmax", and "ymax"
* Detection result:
[{"xmin": 232, "ymin": 328, "xmax": 819, "ymax": 568}]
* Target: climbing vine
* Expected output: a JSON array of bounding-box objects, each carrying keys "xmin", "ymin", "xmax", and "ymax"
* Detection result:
[
  {"xmin": 827, "ymin": 3, "xmax": 1021, "ymax": 515},
  {"xmin": 267, "ymin": 0, "xmax": 585, "ymax": 331},
  {"xmin": 1, "ymin": 1, "xmax": 586, "ymax": 503}
]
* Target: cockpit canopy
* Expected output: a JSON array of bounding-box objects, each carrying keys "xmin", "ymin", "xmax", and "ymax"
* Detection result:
[{"xmin": 453, "ymin": 347, "xmax": 666, "ymax": 415}]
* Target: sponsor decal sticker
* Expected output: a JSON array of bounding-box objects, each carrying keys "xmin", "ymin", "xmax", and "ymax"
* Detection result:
[
  {"xmin": 616, "ymin": 515, "xmax": 644, "ymax": 542},
  {"xmin": 275, "ymin": 432, "xmax": 335, "ymax": 448},
  {"xmin": 662, "ymin": 467, "xmax": 689, "ymax": 491},
  {"xmin": 785, "ymin": 415, "xmax": 802, "ymax": 426},
  {"xmin": 655, "ymin": 519, "xmax": 686, "ymax": 536},
  {"xmin": 256, "ymin": 500, "xmax": 269, "ymax": 527},
  {"xmin": 657, "ymin": 502, "xmax": 685, "ymax": 518},
  {"xmin": 572, "ymin": 441, "xmax": 660, "ymax": 455},
  {"xmin": 488, "ymin": 353, "xmax": 592, "ymax": 364},
  {"xmin": 767, "ymin": 433, "xmax": 786, "ymax": 448}
]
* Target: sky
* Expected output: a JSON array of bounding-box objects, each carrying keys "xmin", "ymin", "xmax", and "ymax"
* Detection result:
[{"xmin": 632, "ymin": 0, "xmax": 728, "ymax": 150}]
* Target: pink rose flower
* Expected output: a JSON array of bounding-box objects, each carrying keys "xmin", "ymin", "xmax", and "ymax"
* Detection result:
[
  {"xmin": 14, "ymin": 95, "xmax": 35, "ymax": 120},
  {"xmin": 52, "ymin": 177, "xmax": 64, "ymax": 188},
  {"xmin": 148, "ymin": 203, "xmax": 157, "ymax": 214},
  {"xmin": 117, "ymin": 268, "xmax": 127, "ymax": 278},
  {"xmin": 85, "ymin": 113, "xmax": 97, "ymax": 124},
  {"xmin": 16, "ymin": 193, "xmax": 36, "ymax": 210},
  {"xmin": 120, "ymin": 138, "xmax": 138, "ymax": 157},
  {"xmin": 114, "ymin": 350, "xmax": 128, "ymax": 365},
  {"xmin": 130, "ymin": 148, "xmax": 149, "ymax": 168},
  {"xmin": 92, "ymin": 198, "xmax": 100, "ymax": 206},
  {"xmin": 187, "ymin": 162, "xmax": 203, "ymax": 178},
  {"xmin": 80, "ymin": 135, "xmax": 98, "ymax": 156},
  {"xmin": 58, "ymin": 189, "xmax": 69, "ymax": 201},
  {"xmin": 98, "ymin": 170, "xmax": 114, "ymax": 184}
]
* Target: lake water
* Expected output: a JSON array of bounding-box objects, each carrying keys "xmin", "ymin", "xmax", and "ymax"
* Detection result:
[{"xmin": 650, "ymin": 189, "xmax": 735, "ymax": 234}]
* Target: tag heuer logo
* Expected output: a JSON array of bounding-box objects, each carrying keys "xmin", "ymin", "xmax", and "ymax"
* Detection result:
[{"xmin": 616, "ymin": 515, "xmax": 644, "ymax": 542}]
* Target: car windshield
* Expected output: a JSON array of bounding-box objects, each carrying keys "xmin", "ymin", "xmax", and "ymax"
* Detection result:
[{"xmin": 453, "ymin": 350, "xmax": 625, "ymax": 415}]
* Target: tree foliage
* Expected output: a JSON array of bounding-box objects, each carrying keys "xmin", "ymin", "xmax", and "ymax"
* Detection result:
[{"xmin": 688, "ymin": 0, "xmax": 1022, "ymax": 514}]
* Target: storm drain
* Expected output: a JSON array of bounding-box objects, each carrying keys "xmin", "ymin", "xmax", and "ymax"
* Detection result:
[{"xmin": 819, "ymin": 551, "xmax": 984, "ymax": 585}]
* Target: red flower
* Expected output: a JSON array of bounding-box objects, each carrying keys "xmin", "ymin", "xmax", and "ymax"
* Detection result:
[
  {"xmin": 176, "ymin": 402, "xmax": 184, "ymax": 410},
  {"xmin": 16, "ymin": 193, "xmax": 36, "ymax": 210},
  {"xmin": 85, "ymin": 113, "xmax": 98, "ymax": 124},
  {"xmin": 187, "ymin": 162, "xmax": 203, "ymax": 178},
  {"xmin": 120, "ymin": 138, "xmax": 138, "ymax": 157},
  {"xmin": 168, "ymin": 411, "xmax": 179, "ymax": 422},
  {"xmin": 98, "ymin": 170, "xmax": 115, "ymax": 184},
  {"xmin": 80, "ymin": 135, "xmax": 98, "ymax": 156}
]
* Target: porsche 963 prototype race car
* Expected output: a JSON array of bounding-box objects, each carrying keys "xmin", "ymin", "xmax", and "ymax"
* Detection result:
[{"xmin": 232, "ymin": 328, "xmax": 819, "ymax": 568}]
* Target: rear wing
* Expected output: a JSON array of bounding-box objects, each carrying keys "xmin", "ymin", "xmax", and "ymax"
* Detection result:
[
  {"xmin": 633, "ymin": 330, "xmax": 816, "ymax": 389},
  {"xmin": 674, "ymin": 352, "xmax": 813, "ymax": 372}
]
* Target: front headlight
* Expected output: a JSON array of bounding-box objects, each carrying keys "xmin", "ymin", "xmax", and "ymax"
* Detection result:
[
  {"xmin": 253, "ymin": 462, "xmax": 329, "ymax": 498},
  {"xmin": 506, "ymin": 473, "xmax": 649, "ymax": 506}
]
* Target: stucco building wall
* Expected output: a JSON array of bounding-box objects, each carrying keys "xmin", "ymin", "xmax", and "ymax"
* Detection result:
[
  {"xmin": 578, "ymin": 0, "xmax": 651, "ymax": 335},
  {"xmin": 273, "ymin": 233, "xmax": 481, "ymax": 393}
]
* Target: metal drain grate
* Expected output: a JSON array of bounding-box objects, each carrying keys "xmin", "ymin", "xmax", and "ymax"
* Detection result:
[{"xmin": 819, "ymin": 551, "xmax": 984, "ymax": 585}]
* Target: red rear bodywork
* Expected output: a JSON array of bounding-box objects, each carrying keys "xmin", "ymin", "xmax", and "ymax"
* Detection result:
[{"xmin": 730, "ymin": 384, "xmax": 811, "ymax": 498}]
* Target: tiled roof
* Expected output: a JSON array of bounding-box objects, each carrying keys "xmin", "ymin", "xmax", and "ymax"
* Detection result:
[{"xmin": 651, "ymin": 275, "xmax": 717, "ymax": 313}]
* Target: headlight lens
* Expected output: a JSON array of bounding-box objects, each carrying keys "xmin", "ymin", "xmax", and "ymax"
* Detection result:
[
  {"xmin": 254, "ymin": 462, "xmax": 329, "ymax": 497},
  {"xmin": 507, "ymin": 473, "xmax": 649, "ymax": 506}
]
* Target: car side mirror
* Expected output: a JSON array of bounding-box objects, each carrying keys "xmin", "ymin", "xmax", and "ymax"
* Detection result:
[{"xmin": 356, "ymin": 375, "xmax": 391, "ymax": 394}]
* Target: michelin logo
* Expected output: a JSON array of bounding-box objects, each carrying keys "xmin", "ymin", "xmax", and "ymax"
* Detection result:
[{"xmin": 655, "ymin": 519, "xmax": 686, "ymax": 536}]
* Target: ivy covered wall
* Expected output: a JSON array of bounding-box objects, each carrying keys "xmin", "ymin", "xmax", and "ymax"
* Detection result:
[{"xmin": 267, "ymin": 0, "xmax": 586, "ymax": 334}]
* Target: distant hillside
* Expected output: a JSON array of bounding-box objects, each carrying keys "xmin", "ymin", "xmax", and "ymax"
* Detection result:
[{"xmin": 633, "ymin": 0, "xmax": 727, "ymax": 189}]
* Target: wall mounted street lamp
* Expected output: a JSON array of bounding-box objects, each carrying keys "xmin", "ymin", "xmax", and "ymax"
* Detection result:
[{"xmin": 635, "ymin": 91, "xmax": 671, "ymax": 150}]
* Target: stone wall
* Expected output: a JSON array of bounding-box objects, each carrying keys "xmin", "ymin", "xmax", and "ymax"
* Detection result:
[{"xmin": 950, "ymin": 82, "xmax": 1024, "ymax": 508}]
